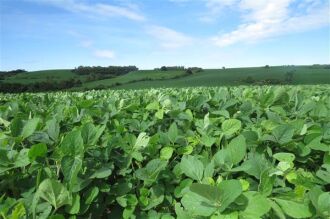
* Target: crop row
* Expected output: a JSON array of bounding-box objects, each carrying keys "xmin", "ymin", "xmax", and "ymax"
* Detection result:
[{"xmin": 0, "ymin": 86, "xmax": 329, "ymax": 218}]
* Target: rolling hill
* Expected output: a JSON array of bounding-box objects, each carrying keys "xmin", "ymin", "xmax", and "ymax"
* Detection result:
[{"xmin": 1, "ymin": 65, "xmax": 329, "ymax": 92}]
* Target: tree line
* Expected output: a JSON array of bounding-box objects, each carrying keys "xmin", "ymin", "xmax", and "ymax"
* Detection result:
[
  {"xmin": 72, "ymin": 66, "xmax": 138, "ymax": 75},
  {"xmin": 0, "ymin": 69, "xmax": 27, "ymax": 80},
  {"xmin": 0, "ymin": 66, "xmax": 140, "ymax": 92},
  {"xmin": 242, "ymin": 71, "xmax": 296, "ymax": 85},
  {"xmin": 0, "ymin": 79, "xmax": 82, "ymax": 93}
]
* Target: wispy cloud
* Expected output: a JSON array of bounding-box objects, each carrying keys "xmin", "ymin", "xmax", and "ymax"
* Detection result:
[
  {"xmin": 170, "ymin": 0, "xmax": 238, "ymax": 22},
  {"xmin": 199, "ymin": 0, "xmax": 238, "ymax": 22},
  {"xmin": 27, "ymin": 0, "xmax": 145, "ymax": 21},
  {"xmin": 93, "ymin": 50, "xmax": 115, "ymax": 59},
  {"xmin": 212, "ymin": 0, "xmax": 330, "ymax": 46},
  {"xmin": 147, "ymin": 25, "xmax": 194, "ymax": 49},
  {"xmin": 68, "ymin": 30, "xmax": 94, "ymax": 48},
  {"xmin": 68, "ymin": 30, "xmax": 115, "ymax": 59},
  {"xmin": 169, "ymin": 0, "xmax": 191, "ymax": 3},
  {"xmin": 80, "ymin": 40, "xmax": 93, "ymax": 48}
]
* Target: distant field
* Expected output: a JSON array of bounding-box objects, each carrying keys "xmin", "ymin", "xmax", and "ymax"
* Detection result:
[
  {"xmin": 2, "ymin": 65, "xmax": 329, "ymax": 91},
  {"xmin": 82, "ymin": 70, "xmax": 186, "ymax": 89},
  {"xmin": 113, "ymin": 66, "xmax": 330, "ymax": 89},
  {"xmin": 3, "ymin": 69, "xmax": 87, "ymax": 84}
]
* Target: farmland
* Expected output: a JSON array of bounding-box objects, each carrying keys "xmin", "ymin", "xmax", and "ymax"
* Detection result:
[
  {"xmin": 0, "ymin": 85, "xmax": 329, "ymax": 218},
  {"xmin": 1, "ymin": 65, "xmax": 329, "ymax": 92}
]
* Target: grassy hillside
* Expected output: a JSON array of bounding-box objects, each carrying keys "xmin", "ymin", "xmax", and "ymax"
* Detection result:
[
  {"xmin": 82, "ymin": 69, "xmax": 187, "ymax": 89},
  {"xmin": 3, "ymin": 69, "xmax": 84, "ymax": 84},
  {"xmin": 2, "ymin": 65, "xmax": 329, "ymax": 91},
  {"xmin": 113, "ymin": 65, "xmax": 330, "ymax": 90}
]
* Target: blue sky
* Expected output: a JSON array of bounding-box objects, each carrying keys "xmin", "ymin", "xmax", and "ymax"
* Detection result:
[{"xmin": 0, "ymin": 0, "xmax": 329, "ymax": 71}]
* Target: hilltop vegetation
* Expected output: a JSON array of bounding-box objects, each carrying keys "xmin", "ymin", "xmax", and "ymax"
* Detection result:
[
  {"xmin": 0, "ymin": 66, "xmax": 190, "ymax": 92},
  {"xmin": 0, "ymin": 65, "xmax": 329, "ymax": 93},
  {"xmin": 0, "ymin": 85, "xmax": 329, "ymax": 218}
]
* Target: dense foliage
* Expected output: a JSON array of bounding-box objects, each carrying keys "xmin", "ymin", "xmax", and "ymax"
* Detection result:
[
  {"xmin": 0, "ymin": 85, "xmax": 329, "ymax": 218},
  {"xmin": 0, "ymin": 79, "xmax": 83, "ymax": 93},
  {"xmin": 155, "ymin": 66, "xmax": 185, "ymax": 71},
  {"xmin": 0, "ymin": 69, "xmax": 27, "ymax": 75},
  {"xmin": 72, "ymin": 66, "xmax": 138, "ymax": 76},
  {"xmin": 0, "ymin": 70, "xmax": 27, "ymax": 80}
]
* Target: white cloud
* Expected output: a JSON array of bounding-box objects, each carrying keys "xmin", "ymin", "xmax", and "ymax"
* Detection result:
[
  {"xmin": 169, "ymin": 0, "xmax": 191, "ymax": 3},
  {"xmin": 93, "ymin": 50, "xmax": 115, "ymax": 59},
  {"xmin": 80, "ymin": 40, "xmax": 93, "ymax": 48},
  {"xmin": 147, "ymin": 25, "xmax": 194, "ymax": 49},
  {"xmin": 68, "ymin": 30, "xmax": 94, "ymax": 48},
  {"xmin": 170, "ymin": 0, "xmax": 239, "ymax": 22},
  {"xmin": 27, "ymin": 0, "xmax": 145, "ymax": 21},
  {"xmin": 212, "ymin": 0, "xmax": 330, "ymax": 46}
]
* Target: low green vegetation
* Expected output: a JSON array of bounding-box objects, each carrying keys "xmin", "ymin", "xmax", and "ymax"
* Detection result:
[
  {"xmin": 0, "ymin": 85, "xmax": 329, "ymax": 218},
  {"xmin": 0, "ymin": 66, "xmax": 189, "ymax": 92},
  {"xmin": 3, "ymin": 69, "xmax": 80, "ymax": 84},
  {"xmin": 0, "ymin": 65, "xmax": 329, "ymax": 92},
  {"xmin": 113, "ymin": 65, "xmax": 330, "ymax": 90},
  {"xmin": 81, "ymin": 69, "xmax": 188, "ymax": 89}
]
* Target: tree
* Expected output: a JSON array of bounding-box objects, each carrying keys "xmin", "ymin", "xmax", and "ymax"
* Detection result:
[
  {"xmin": 72, "ymin": 66, "xmax": 138, "ymax": 76},
  {"xmin": 186, "ymin": 69, "xmax": 193, "ymax": 75},
  {"xmin": 285, "ymin": 71, "xmax": 294, "ymax": 83},
  {"xmin": 160, "ymin": 66, "xmax": 168, "ymax": 71},
  {"xmin": 244, "ymin": 76, "xmax": 255, "ymax": 84}
]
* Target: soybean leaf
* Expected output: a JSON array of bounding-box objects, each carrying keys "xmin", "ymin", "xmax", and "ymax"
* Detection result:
[
  {"xmin": 155, "ymin": 109, "xmax": 164, "ymax": 119},
  {"xmin": 317, "ymin": 192, "xmax": 330, "ymax": 217},
  {"xmin": 188, "ymin": 180, "xmax": 243, "ymax": 214},
  {"xmin": 22, "ymin": 118, "xmax": 40, "ymax": 139},
  {"xmin": 146, "ymin": 101, "xmax": 159, "ymax": 110},
  {"xmin": 175, "ymin": 203, "xmax": 193, "ymax": 219},
  {"xmin": 46, "ymin": 118, "xmax": 60, "ymax": 141},
  {"xmin": 89, "ymin": 163, "xmax": 113, "ymax": 179},
  {"xmin": 160, "ymin": 147, "xmax": 174, "ymax": 160},
  {"xmin": 217, "ymin": 180, "xmax": 242, "ymax": 212},
  {"xmin": 65, "ymin": 194, "xmax": 80, "ymax": 215},
  {"xmin": 190, "ymin": 184, "xmax": 222, "ymax": 204},
  {"xmin": 316, "ymin": 164, "xmax": 330, "ymax": 183},
  {"xmin": 135, "ymin": 159, "xmax": 167, "ymax": 184},
  {"xmin": 273, "ymin": 152, "xmax": 295, "ymax": 162},
  {"xmin": 84, "ymin": 186, "xmax": 99, "ymax": 205},
  {"xmin": 174, "ymin": 179, "xmax": 193, "ymax": 198},
  {"xmin": 10, "ymin": 118, "xmax": 24, "ymax": 137},
  {"xmin": 237, "ymin": 153, "xmax": 272, "ymax": 179},
  {"xmin": 308, "ymin": 186, "xmax": 323, "ymax": 211},
  {"xmin": 227, "ymin": 135, "xmax": 246, "ymax": 165},
  {"xmin": 269, "ymin": 200, "xmax": 286, "ymax": 219},
  {"xmin": 181, "ymin": 191, "xmax": 217, "ymax": 217},
  {"xmin": 61, "ymin": 156, "xmax": 82, "ymax": 187},
  {"xmin": 213, "ymin": 212, "xmax": 239, "ymax": 219},
  {"xmin": 307, "ymin": 136, "xmax": 329, "ymax": 152},
  {"xmin": 274, "ymin": 198, "xmax": 312, "ymax": 218},
  {"xmin": 180, "ymin": 155, "xmax": 204, "ymax": 181},
  {"xmin": 28, "ymin": 143, "xmax": 47, "ymax": 162},
  {"xmin": 134, "ymin": 132, "xmax": 150, "ymax": 150},
  {"xmin": 239, "ymin": 192, "xmax": 271, "ymax": 219},
  {"xmin": 38, "ymin": 179, "xmax": 71, "ymax": 210},
  {"xmin": 14, "ymin": 149, "xmax": 31, "ymax": 168},
  {"xmin": 272, "ymin": 125, "xmax": 294, "ymax": 145},
  {"xmin": 81, "ymin": 123, "xmax": 105, "ymax": 146},
  {"xmin": 143, "ymin": 185, "xmax": 164, "ymax": 210},
  {"xmin": 258, "ymin": 169, "xmax": 275, "ymax": 196},
  {"xmin": 222, "ymin": 119, "xmax": 241, "ymax": 136},
  {"xmin": 60, "ymin": 130, "xmax": 84, "ymax": 156},
  {"xmin": 168, "ymin": 122, "xmax": 178, "ymax": 143}
]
